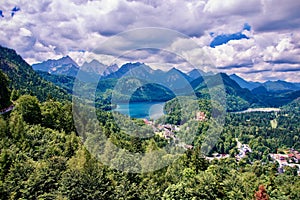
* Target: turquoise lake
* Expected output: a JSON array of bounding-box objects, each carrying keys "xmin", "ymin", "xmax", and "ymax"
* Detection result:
[{"xmin": 114, "ymin": 102, "xmax": 166, "ymax": 119}]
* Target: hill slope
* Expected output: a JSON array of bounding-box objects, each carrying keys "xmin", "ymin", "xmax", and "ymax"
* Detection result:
[
  {"xmin": 105, "ymin": 62, "xmax": 192, "ymax": 92},
  {"xmin": 262, "ymin": 80, "xmax": 300, "ymax": 93},
  {"xmin": 0, "ymin": 45, "xmax": 69, "ymax": 101},
  {"xmin": 191, "ymin": 73, "xmax": 261, "ymax": 111},
  {"xmin": 229, "ymin": 74, "xmax": 261, "ymax": 90},
  {"xmin": 0, "ymin": 69, "xmax": 11, "ymax": 109}
]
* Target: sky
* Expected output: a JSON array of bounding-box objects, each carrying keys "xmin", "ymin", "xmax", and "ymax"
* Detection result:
[{"xmin": 0, "ymin": 0, "xmax": 300, "ymax": 82}]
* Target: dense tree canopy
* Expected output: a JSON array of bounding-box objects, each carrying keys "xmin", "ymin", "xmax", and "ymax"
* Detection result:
[
  {"xmin": 0, "ymin": 70, "xmax": 11, "ymax": 110},
  {"xmin": 13, "ymin": 95, "xmax": 42, "ymax": 125},
  {"xmin": 0, "ymin": 95, "xmax": 299, "ymax": 199}
]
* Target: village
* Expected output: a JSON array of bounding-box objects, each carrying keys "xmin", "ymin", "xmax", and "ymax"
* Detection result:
[
  {"xmin": 270, "ymin": 149, "xmax": 300, "ymax": 175},
  {"xmin": 143, "ymin": 111, "xmax": 300, "ymax": 176}
]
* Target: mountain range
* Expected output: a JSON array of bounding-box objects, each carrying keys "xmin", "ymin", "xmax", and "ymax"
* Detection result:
[
  {"xmin": 32, "ymin": 55, "xmax": 300, "ymax": 94},
  {"xmin": 32, "ymin": 56, "xmax": 118, "ymax": 77},
  {"xmin": 32, "ymin": 55, "xmax": 300, "ymax": 111},
  {"xmin": 1, "ymin": 45, "xmax": 300, "ymax": 111},
  {"xmin": 230, "ymin": 74, "xmax": 300, "ymax": 93},
  {"xmin": 32, "ymin": 56, "xmax": 79, "ymax": 77},
  {"xmin": 229, "ymin": 74, "xmax": 261, "ymax": 90}
]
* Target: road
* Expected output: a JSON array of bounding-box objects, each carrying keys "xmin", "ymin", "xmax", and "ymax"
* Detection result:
[{"xmin": 0, "ymin": 105, "xmax": 14, "ymax": 115}]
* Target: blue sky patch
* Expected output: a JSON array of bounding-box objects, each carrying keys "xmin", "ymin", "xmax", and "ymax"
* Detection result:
[
  {"xmin": 12, "ymin": 6, "xmax": 21, "ymax": 12},
  {"xmin": 243, "ymin": 23, "xmax": 251, "ymax": 31},
  {"xmin": 210, "ymin": 32, "xmax": 249, "ymax": 48},
  {"xmin": 11, "ymin": 6, "xmax": 21, "ymax": 17},
  {"xmin": 210, "ymin": 23, "xmax": 251, "ymax": 48}
]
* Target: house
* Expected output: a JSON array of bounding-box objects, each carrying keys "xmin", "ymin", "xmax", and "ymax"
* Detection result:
[
  {"xmin": 295, "ymin": 155, "xmax": 300, "ymax": 163},
  {"xmin": 143, "ymin": 119, "xmax": 151, "ymax": 125},
  {"xmin": 196, "ymin": 111, "xmax": 206, "ymax": 121},
  {"xmin": 163, "ymin": 130, "xmax": 175, "ymax": 139},
  {"xmin": 288, "ymin": 153, "xmax": 294, "ymax": 158},
  {"xmin": 184, "ymin": 144, "xmax": 193, "ymax": 150},
  {"xmin": 157, "ymin": 124, "xmax": 164, "ymax": 131},
  {"xmin": 163, "ymin": 124, "xmax": 173, "ymax": 131},
  {"xmin": 174, "ymin": 125, "xmax": 180, "ymax": 132},
  {"xmin": 280, "ymin": 156, "xmax": 286, "ymax": 161}
]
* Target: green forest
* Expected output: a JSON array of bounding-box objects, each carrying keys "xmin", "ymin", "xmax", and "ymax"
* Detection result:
[{"xmin": 0, "ymin": 45, "xmax": 300, "ymax": 199}]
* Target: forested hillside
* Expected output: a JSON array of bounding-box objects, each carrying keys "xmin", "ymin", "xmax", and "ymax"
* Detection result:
[
  {"xmin": 0, "ymin": 94, "xmax": 299, "ymax": 199},
  {"xmin": 0, "ymin": 70, "xmax": 11, "ymax": 110},
  {"xmin": 0, "ymin": 46, "xmax": 69, "ymax": 101}
]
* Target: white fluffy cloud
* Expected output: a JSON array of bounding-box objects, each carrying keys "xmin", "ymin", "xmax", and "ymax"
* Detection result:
[
  {"xmin": 203, "ymin": 0, "xmax": 262, "ymax": 16},
  {"xmin": 0, "ymin": 0, "xmax": 299, "ymax": 81}
]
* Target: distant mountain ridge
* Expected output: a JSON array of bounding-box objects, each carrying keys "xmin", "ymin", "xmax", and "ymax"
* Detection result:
[
  {"xmin": 104, "ymin": 62, "xmax": 193, "ymax": 92},
  {"xmin": 188, "ymin": 69, "xmax": 214, "ymax": 80},
  {"xmin": 103, "ymin": 64, "xmax": 119, "ymax": 76},
  {"xmin": 32, "ymin": 56, "xmax": 300, "ymax": 92},
  {"xmin": 81, "ymin": 59, "xmax": 106, "ymax": 74},
  {"xmin": 190, "ymin": 73, "xmax": 261, "ymax": 111},
  {"xmin": 34, "ymin": 55, "xmax": 79, "ymax": 69},
  {"xmin": 31, "ymin": 54, "xmax": 300, "ymax": 110},
  {"xmin": 229, "ymin": 74, "xmax": 300, "ymax": 93},
  {"xmin": 32, "ymin": 56, "xmax": 79, "ymax": 77},
  {"xmin": 104, "ymin": 63, "xmax": 300, "ymax": 109},
  {"xmin": 229, "ymin": 74, "xmax": 261, "ymax": 90},
  {"xmin": 228, "ymin": 74, "xmax": 300, "ymax": 107},
  {"xmin": 81, "ymin": 60, "xmax": 118, "ymax": 76},
  {"xmin": 32, "ymin": 57, "xmax": 118, "ymax": 77},
  {"xmin": 262, "ymin": 80, "xmax": 300, "ymax": 93},
  {"xmin": 105, "ymin": 62, "xmax": 146, "ymax": 79}
]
